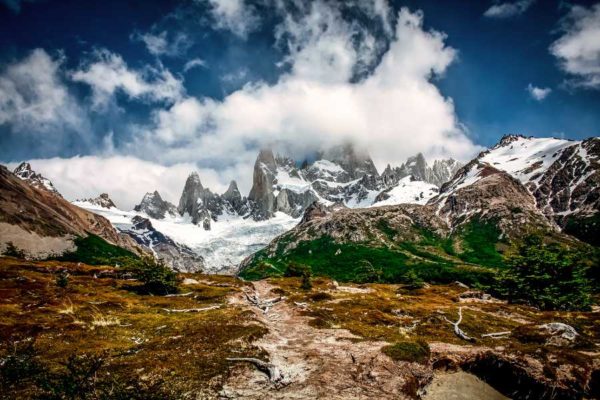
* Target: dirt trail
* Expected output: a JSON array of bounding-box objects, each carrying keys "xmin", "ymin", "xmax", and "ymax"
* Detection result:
[{"xmin": 220, "ymin": 281, "xmax": 429, "ymax": 399}]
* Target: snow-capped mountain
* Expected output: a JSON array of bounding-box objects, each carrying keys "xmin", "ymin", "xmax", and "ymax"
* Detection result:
[
  {"xmin": 76, "ymin": 193, "xmax": 117, "ymax": 209},
  {"xmin": 134, "ymin": 191, "xmax": 177, "ymax": 219},
  {"xmin": 13, "ymin": 162, "xmax": 61, "ymax": 196},
  {"xmin": 434, "ymin": 135, "xmax": 600, "ymax": 244}
]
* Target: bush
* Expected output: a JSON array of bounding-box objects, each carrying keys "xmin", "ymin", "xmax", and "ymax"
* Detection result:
[
  {"xmin": 354, "ymin": 260, "xmax": 383, "ymax": 283},
  {"xmin": 497, "ymin": 235, "xmax": 591, "ymax": 311},
  {"xmin": 399, "ymin": 270, "xmax": 425, "ymax": 290},
  {"xmin": 300, "ymin": 269, "xmax": 313, "ymax": 291},
  {"xmin": 285, "ymin": 261, "xmax": 311, "ymax": 277},
  {"xmin": 382, "ymin": 340, "xmax": 430, "ymax": 364},
  {"xmin": 55, "ymin": 271, "xmax": 69, "ymax": 289},
  {"xmin": 2, "ymin": 242, "xmax": 25, "ymax": 258},
  {"xmin": 124, "ymin": 256, "xmax": 178, "ymax": 295}
]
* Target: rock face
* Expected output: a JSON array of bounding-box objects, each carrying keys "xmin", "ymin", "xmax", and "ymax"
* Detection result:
[
  {"xmin": 177, "ymin": 172, "xmax": 222, "ymax": 230},
  {"xmin": 79, "ymin": 193, "xmax": 117, "ymax": 209},
  {"xmin": 0, "ymin": 165, "xmax": 140, "ymax": 258},
  {"xmin": 248, "ymin": 149, "xmax": 278, "ymax": 220},
  {"xmin": 477, "ymin": 134, "xmax": 600, "ymax": 245},
  {"xmin": 121, "ymin": 216, "xmax": 204, "ymax": 272},
  {"xmin": 134, "ymin": 191, "xmax": 177, "ymax": 219},
  {"xmin": 13, "ymin": 162, "xmax": 61, "ymax": 196}
]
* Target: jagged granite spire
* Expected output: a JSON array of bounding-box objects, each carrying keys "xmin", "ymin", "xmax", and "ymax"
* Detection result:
[
  {"xmin": 134, "ymin": 190, "xmax": 177, "ymax": 219},
  {"xmin": 248, "ymin": 149, "xmax": 277, "ymax": 220},
  {"xmin": 178, "ymin": 172, "xmax": 204, "ymax": 218}
]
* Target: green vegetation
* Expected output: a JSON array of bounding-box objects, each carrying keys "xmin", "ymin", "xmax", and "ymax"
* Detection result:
[
  {"xmin": 240, "ymin": 219, "xmax": 503, "ymax": 287},
  {"xmin": 398, "ymin": 270, "xmax": 425, "ymax": 290},
  {"xmin": 382, "ymin": 340, "xmax": 430, "ymax": 364},
  {"xmin": 564, "ymin": 214, "xmax": 600, "ymax": 247},
  {"xmin": 53, "ymin": 234, "xmax": 138, "ymax": 266},
  {"xmin": 498, "ymin": 235, "xmax": 592, "ymax": 311},
  {"xmin": 123, "ymin": 256, "xmax": 179, "ymax": 295},
  {"xmin": 2, "ymin": 242, "xmax": 25, "ymax": 258}
]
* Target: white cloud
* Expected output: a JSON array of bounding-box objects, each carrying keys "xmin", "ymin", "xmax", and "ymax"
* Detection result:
[
  {"xmin": 7, "ymin": 156, "xmax": 234, "ymax": 210},
  {"xmin": 131, "ymin": 30, "xmax": 192, "ymax": 57},
  {"xmin": 0, "ymin": 49, "xmax": 88, "ymax": 136},
  {"xmin": 527, "ymin": 83, "xmax": 552, "ymax": 101},
  {"xmin": 71, "ymin": 49, "xmax": 184, "ymax": 109},
  {"xmin": 205, "ymin": 0, "xmax": 260, "ymax": 39},
  {"xmin": 483, "ymin": 0, "xmax": 535, "ymax": 19},
  {"xmin": 550, "ymin": 3, "xmax": 600, "ymax": 89},
  {"xmin": 183, "ymin": 58, "xmax": 208, "ymax": 72},
  {"xmin": 128, "ymin": 5, "xmax": 480, "ymax": 190}
]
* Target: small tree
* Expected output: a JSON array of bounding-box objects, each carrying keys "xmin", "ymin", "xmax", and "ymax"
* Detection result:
[
  {"xmin": 285, "ymin": 261, "xmax": 311, "ymax": 278},
  {"xmin": 125, "ymin": 256, "xmax": 178, "ymax": 295},
  {"xmin": 55, "ymin": 271, "xmax": 69, "ymax": 289},
  {"xmin": 354, "ymin": 260, "xmax": 383, "ymax": 284},
  {"xmin": 300, "ymin": 269, "xmax": 312, "ymax": 291},
  {"xmin": 401, "ymin": 270, "xmax": 425, "ymax": 290},
  {"xmin": 498, "ymin": 235, "xmax": 591, "ymax": 311}
]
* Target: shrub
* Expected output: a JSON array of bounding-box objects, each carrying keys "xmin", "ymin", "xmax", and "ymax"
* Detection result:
[
  {"xmin": 497, "ymin": 235, "xmax": 591, "ymax": 311},
  {"xmin": 301, "ymin": 269, "xmax": 313, "ymax": 291},
  {"xmin": 354, "ymin": 260, "xmax": 383, "ymax": 283},
  {"xmin": 399, "ymin": 270, "xmax": 425, "ymax": 290},
  {"xmin": 382, "ymin": 340, "xmax": 430, "ymax": 364},
  {"xmin": 285, "ymin": 261, "xmax": 311, "ymax": 277},
  {"xmin": 3, "ymin": 242, "xmax": 25, "ymax": 258},
  {"xmin": 55, "ymin": 271, "xmax": 69, "ymax": 289},
  {"xmin": 124, "ymin": 256, "xmax": 178, "ymax": 295}
]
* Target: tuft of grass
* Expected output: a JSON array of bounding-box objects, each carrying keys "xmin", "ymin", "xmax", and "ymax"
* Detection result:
[{"xmin": 382, "ymin": 340, "xmax": 430, "ymax": 364}]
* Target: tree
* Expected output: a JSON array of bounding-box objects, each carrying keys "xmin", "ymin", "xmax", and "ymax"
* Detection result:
[
  {"xmin": 498, "ymin": 235, "xmax": 591, "ymax": 311},
  {"xmin": 354, "ymin": 260, "xmax": 383, "ymax": 283},
  {"xmin": 3, "ymin": 242, "xmax": 25, "ymax": 258},
  {"xmin": 124, "ymin": 256, "xmax": 178, "ymax": 295},
  {"xmin": 400, "ymin": 269, "xmax": 425, "ymax": 290}
]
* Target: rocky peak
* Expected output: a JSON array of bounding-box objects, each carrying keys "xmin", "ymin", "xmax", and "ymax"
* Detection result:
[
  {"xmin": 86, "ymin": 193, "xmax": 116, "ymax": 209},
  {"xmin": 319, "ymin": 143, "xmax": 379, "ymax": 180},
  {"xmin": 134, "ymin": 190, "xmax": 177, "ymax": 219},
  {"xmin": 248, "ymin": 149, "xmax": 277, "ymax": 220},
  {"xmin": 496, "ymin": 134, "xmax": 528, "ymax": 148},
  {"xmin": 178, "ymin": 172, "xmax": 205, "ymax": 216},
  {"xmin": 400, "ymin": 153, "xmax": 428, "ymax": 181},
  {"xmin": 13, "ymin": 162, "xmax": 61, "ymax": 196}
]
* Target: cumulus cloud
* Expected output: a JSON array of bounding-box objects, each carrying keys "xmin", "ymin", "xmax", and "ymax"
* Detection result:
[
  {"xmin": 129, "ymin": 4, "xmax": 480, "ymax": 187},
  {"xmin": 71, "ymin": 49, "xmax": 185, "ymax": 109},
  {"xmin": 483, "ymin": 0, "xmax": 535, "ymax": 19},
  {"xmin": 205, "ymin": 0, "xmax": 260, "ymax": 39},
  {"xmin": 7, "ymin": 156, "xmax": 235, "ymax": 210},
  {"xmin": 131, "ymin": 30, "xmax": 192, "ymax": 57},
  {"xmin": 0, "ymin": 49, "xmax": 89, "ymax": 138},
  {"xmin": 550, "ymin": 3, "xmax": 600, "ymax": 89},
  {"xmin": 527, "ymin": 83, "xmax": 551, "ymax": 101}
]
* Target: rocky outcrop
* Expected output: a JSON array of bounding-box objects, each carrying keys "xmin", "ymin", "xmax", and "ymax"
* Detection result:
[
  {"xmin": 222, "ymin": 180, "xmax": 249, "ymax": 215},
  {"xmin": 13, "ymin": 162, "xmax": 61, "ymax": 196},
  {"xmin": 0, "ymin": 165, "xmax": 141, "ymax": 258},
  {"xmin": 319, "ymin": 143, "xmax": 379, "ymax": 181},
  {"xmin": 79, "ymin": 193, "xmax": 117, "ymax": 209},
  {"xmin": 121, "ymin": 216, "xmax": 204, "ymax": 272},
  {"xmin": 248, "ymin": 149, "xmax": 278, "ymax": 220},
  {"xmin": 134, "ymin": 191, "xmax": 177, "ymax": 219},
  {"xmin": 177, "ymin": 172, "xmax": 224, "ymax": 230}
]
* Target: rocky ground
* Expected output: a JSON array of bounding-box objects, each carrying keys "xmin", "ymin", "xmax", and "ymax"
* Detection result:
[{"xmin": 1, "ymin": 257, "xmax": 599, "ymax": 399}]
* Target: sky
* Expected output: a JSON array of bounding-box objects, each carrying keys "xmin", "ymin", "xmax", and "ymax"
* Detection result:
[{"xmin": 1, "ymin": 0, "xmax": 599, "ymax": 209}]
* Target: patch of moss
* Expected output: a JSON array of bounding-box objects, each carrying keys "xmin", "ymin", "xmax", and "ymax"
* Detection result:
[{"xmin": 382, "ymin": 340, "xmax": 430, "ymax": 364}]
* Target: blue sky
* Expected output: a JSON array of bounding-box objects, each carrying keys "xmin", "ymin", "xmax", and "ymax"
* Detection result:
[{"xmin": 1, "ymin": 0, "xmax": 599, "ymax": 207}]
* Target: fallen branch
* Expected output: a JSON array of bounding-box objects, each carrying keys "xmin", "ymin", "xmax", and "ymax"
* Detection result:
[
  {"xmin": 443, "ymin": 307, "xmax": 476, "ymax": 342},
  {"xmin": 226, "ymin": 357, "xmax": 286, "ymax": 386},
  {"xmin": 243, "ymin": 290, "xmax": 284, "ymax": 314},
  {"xmin": 482, "ymin": 331, "xmax": 511, "ymax": 339},
  {"xmin": 161, "ymin": 305, "xmax": 220, "ymax": 313},
  {"xmin": 164, "ymin": 292, "xmax": 193, "ymax": 297}
]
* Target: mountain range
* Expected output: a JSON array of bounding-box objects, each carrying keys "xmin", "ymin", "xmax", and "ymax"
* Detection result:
[{"xmin": 1, "ymin": 135, "xmax": 598, "ymax": 274}]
